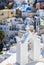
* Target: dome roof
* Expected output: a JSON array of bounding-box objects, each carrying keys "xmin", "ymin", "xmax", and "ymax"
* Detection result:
[
  {"xmin": 26, "ymin": 6, "xmax": 31, "ymax": 11},
  {"xmin": 22, "ymin": 1, "xmax": 27, "ymax": 5},
  {"xmin": 25, "ymin": 17, "xmax": 30, "ymax": 21}
]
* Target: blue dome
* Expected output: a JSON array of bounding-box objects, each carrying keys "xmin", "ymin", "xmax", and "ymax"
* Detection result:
[
  {"xmin": 22, "ymin": 1, "xmax": 27, "ymax": 5},
  {"xmin": 37, "ymin": 0, "xmax": 44, "ymax": 3},
  {"xmin": 26, "ymin": 7, "xmax": 31, "ymax": 11}
]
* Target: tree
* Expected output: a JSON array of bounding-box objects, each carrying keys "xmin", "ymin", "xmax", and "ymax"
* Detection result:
[
  {"xmin": 33, "ymin": 0, "xmax": 37, "ymax": 7},
  {"xmin": 0, "ymin": 30, "xmax": 5, "ymax": 52}
]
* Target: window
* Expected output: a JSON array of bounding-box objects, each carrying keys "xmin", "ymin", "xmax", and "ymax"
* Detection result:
[
  {"xmin": 10, "ymin": 20, "xmax": 12, "ymax": 22},
  {"xmin": 9, "ymin": 26, "xmax": 12, "ymax": 30},
  {"xmin": 11, "ymin": 12, "xmax": 13, "ymax": 14},
  {"xmin": 28, "ymin": 44, "xmax": 31, "ymax": 51},
  {"xmin": 4, "ymin": 28, "xmax": 6, "ymax": 30},
  {"xmin": 28, "ymin": 42, "xmax": 32, "ymax": 51},
  {"xmin": 14, "ymin": 19, "xmax": 16, "ymax": 21},
  {"xmin": 0, "ymin": 27, "xmax": 2, "ymax": 30},
  {"xmin": 1, "ymin": 13, "xmax": 4, "ymax": 15}
]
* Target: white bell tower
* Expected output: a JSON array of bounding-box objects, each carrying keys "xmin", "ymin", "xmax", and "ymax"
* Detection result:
[{"xmin": 16, "ymin": 31, "xmax": 44, "ymax": 65}]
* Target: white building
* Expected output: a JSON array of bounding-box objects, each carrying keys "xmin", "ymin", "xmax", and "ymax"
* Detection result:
[
  {"xmin": 0, "ymin": 17, "xmax": 16, "ymax": 36},
  {"xmin": 16, "ymin": 30, "xmax": 44, "ymax": 65}
]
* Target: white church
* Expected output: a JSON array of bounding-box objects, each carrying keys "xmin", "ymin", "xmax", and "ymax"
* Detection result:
[{"xmin": 16, "ymin": 30, "xmax": 44, "ymax": 65}]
